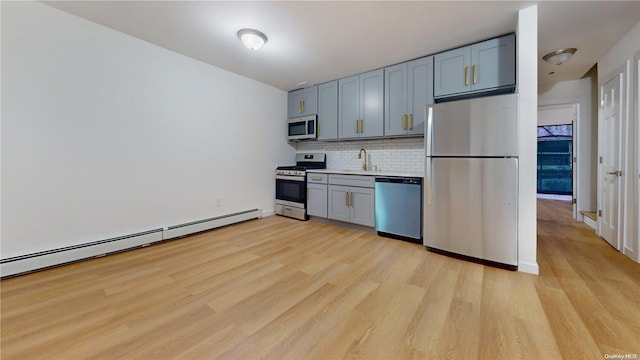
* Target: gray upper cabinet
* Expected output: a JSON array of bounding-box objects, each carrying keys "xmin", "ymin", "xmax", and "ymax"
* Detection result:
[
  {"xmin": 338, "ymin": 75, "xmax": 359, "ymax": 139},
  {"xmin": 434, "ymin": 34, "xmax": 515, "ymax": 99},
  {"xmin": 385, "ymin": 56, "xmax": 433, "ymax": 136},
  {"xmin": 338, "ymin": 69, "xmax": 384, "ymax": 139},
  {"xmin": 384, "ymin": 63, "xmax": 408, "ymax": 136},
  {"xmin": 472, "ymin": 36, "xmax": 515, "ymax": 92},
  {"xmin": 288, "ymin": 86, "xmax": 318, "ymax": 118},
  {"xmin": 317, "ymin": 81, "xmax": 338, "ymax": 140}
]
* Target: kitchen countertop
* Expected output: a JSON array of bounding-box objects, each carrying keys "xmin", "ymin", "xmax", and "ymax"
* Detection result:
[{"xmin": 308, "ymin": 169, "xmax": 424, "ymax": 178}]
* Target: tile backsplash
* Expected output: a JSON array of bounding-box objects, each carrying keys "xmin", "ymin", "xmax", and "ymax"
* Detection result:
[{"xmin": 296, "ymin": 137, "xmax": 424, "ymax": 173}]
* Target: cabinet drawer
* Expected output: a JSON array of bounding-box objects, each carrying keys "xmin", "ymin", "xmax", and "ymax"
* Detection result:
[
  {"xmin": 307, "ymin": 173, "xmax": 328, "ymax": 184},
  {"xmin": 328, "ymin": 174, "xmax": 375, "ymax": 188}
]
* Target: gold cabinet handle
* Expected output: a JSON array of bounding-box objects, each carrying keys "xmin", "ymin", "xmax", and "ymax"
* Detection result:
[
  {"xmin": 402, "ymin": 114, "xmax": 407, "ymax": 130},
  {"xmin": 299, "ymin": 101, "xmax": 303, "ymax": 113},
  {"xmin": 355, "ymin": 119, "xmax": 359, "ymax": 134},
  {"xmin": 345, "ymin": 192, "xmax": 349, "ymax": 206},
  {"xmin": 302, "ymin": 100, "xmax": 305, "ymax": 113},
  {"xmin": 360, "ymin": 119, "xmax": 364, "ymax": 134},
  {"xmin": 350, "ymin": 192, "xmax": 354, "ymax": 207},
  {"xmin": 473, "ymin": 64, "xmax": 477, "ymax": 84},
  {"xmin": 311, "ymin": 177, "xmax": 322, "ymax": 181},
  {"xmin": 408, "ymin": 113, "xmax": 413, "ymax": 130},
  {"xmin": 465, "ymin": 66, "xmax": 469, "ymax": 86}
]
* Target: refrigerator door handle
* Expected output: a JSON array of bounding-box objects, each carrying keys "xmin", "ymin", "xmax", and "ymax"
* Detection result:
[
  {"xmin": 425, "ymin": 106, "xmax": 434, "ymax": 157},
  {"xmin": 426, "ymin": 158, "xmax": 433, "ymax": 205}
]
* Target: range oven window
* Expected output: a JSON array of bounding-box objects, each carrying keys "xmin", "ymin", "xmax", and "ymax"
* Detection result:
[{"xmin": 276, "ymin": 178, "xmax": 306, "ymax": 203}]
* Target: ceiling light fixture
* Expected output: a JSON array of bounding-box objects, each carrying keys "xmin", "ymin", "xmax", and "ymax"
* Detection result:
[
  {"xmin": 237, "ymin": 28, "xmax": 267, "ymax": 50},
  {"xmin": 542, "ymin": 48, "xmax": 577, "ymax": 65}
]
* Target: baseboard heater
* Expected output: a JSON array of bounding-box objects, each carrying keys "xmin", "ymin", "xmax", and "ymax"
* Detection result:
[{"xmin": 1, "ymin": 208, "xmax": 262, "ymax": 279}]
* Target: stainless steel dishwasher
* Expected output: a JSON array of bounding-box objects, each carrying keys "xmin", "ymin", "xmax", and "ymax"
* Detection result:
[{"xmin": 374, "ymin": 176, "xmax": 422, "ymax": 243}]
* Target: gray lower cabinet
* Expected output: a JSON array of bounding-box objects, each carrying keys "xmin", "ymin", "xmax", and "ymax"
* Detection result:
[
  {"xmin": 317, "ymin": 81, "xmax": 338, "ymax": 140},
  {"xmin": 338, "ymin": 69, "xmax": 384, "ymax": 139},
  {"xmin": 328, "ymin": 185, "xmax": 351, "ymax": 222},
  {"xmin": 384, "ymin": 56, "xmax": 433, "ymax": 136},
  {"xmin": 434, "ymin": 34, "xmax": 515, "ymax": 99},
  {"xmin": 288, "ymin": 86, "xmax": 318, "ymax": 118},
  {"xmin": 327, "ymin": 174, "xmax": 375, "ymax": 227},
  {"xmin": 307, "ymin": 173, "xmax": 328, "ymax": 217}
]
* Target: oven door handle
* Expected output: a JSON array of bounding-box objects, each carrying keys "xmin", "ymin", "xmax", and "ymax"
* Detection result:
[{"xmin": 275, "ymin": 175, "xmax": 306, "ymax": 181}]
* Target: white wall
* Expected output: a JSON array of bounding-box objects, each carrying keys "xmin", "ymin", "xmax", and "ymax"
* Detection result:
[
  {"xmin": 539, "ymin": 78, "xmax": 595, "ymax": 214},
  {"xmin": 516, "ymin": 5, "xmax": 539, "ymax": 275},
  {"xmin": 537, "ymin": 105, "xmax": 575, "ymax": 126},
  {"xmin": 597, "ymin": 21, "xmax": 640, "ymax": 262},
  {"xmin": 598, "ymin": 22, "xmax": 640, "ymax": 85},
  {"xmin": 1, "ymin": 2, "xmax": 295, "ymax": 259}
]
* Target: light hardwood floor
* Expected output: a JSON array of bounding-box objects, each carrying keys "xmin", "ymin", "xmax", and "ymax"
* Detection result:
[{"xmin": 1, "ymin": 199, "xmax": 639, "ymax": 359}]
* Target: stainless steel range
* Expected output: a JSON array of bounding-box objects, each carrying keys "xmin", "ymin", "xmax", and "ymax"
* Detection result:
[{"xmin": 275, "ymin": 153, "xmax": 326, "ymax": 220}]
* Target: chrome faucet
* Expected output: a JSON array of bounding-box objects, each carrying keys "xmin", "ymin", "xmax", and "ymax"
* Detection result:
[{"xmin": 358, "ymin": 148, "xmax": 367, "ymax": 171}]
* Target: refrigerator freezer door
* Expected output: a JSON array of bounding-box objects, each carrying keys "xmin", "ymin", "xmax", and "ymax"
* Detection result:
[
  {"xmin": 426, "ymin": 94, "xmax": 518, "ymax": 157},
  {"xmin": 424, "ymin": 157, "xmax": 518, "ymax": 266}
]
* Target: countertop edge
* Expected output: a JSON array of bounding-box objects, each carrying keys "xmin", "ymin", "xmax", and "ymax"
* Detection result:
[{"xmin": 307, "ymin": 169, "xmax": 424, "ymax": 178}]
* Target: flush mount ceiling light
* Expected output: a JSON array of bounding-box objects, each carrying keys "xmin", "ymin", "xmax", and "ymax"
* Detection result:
[
  {"xmin": 542, "ymin": 48, "xmax": 577, "ymax": 65},
  {"xmin": 237, "ymin": 28, "xmax": 268, "ymax": 50}
]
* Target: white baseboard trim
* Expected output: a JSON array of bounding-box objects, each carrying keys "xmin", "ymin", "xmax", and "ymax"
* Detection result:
[
  {"xmin": 623, "ymin": 246, "xmax": 639, "ymax": 263},
  {"xmin": 1, "ymin": 209, "xmax": 262, "ymax": 278},
  {"xmin": 518, "ymin": 261, "xmax": 539, "ymax": 275},
  {"xmin": 583, "ymin": 216, "xmax": 597, "ymax": 230},
  {"xmin": 1, "ymin": 230, "xmax": 163, "ymax": 278},
  {"xmin": 261, "ymin": 209, "xmax": 276, "ymax": 217},
  {"xmin": 163, "ymin": 209, "xmax": 262, "ymax": 240}
]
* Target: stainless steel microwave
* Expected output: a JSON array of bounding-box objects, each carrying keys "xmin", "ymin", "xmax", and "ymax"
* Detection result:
[{"xmin": 288, "ymin": 115, "xmax": 317, "ymax": 141}]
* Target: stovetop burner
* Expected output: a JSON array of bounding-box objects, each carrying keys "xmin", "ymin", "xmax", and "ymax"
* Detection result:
[{"xmin": 275, "ymin": 153, "xmax": 326, "ymax": 173}]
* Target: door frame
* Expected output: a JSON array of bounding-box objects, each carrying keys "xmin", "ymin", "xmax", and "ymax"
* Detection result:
[
  {"xmin": 538, "ymin": 99, "xmax": 588, "ymax": 220},
  {"xmin": 536, "ymin": 103, "xmax": 578, "ymax": 217},
  {"xmin": 634, "ymin": 51, "xmax": 640, "ymax": 261},
  {"xmin": 598, "ymin": 61, "xmax": 630, "ymax": 251}
]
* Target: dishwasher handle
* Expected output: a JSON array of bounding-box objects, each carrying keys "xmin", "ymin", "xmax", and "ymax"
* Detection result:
[{"xmin": 375, "ymin": 177, "xmax": 422, "ymax": 185}]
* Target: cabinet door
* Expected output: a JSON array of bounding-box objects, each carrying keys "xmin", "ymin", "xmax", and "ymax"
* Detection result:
[
  {"xmin": 317, "ymin": 81, "xmax": 338, "ymax": 140},
  {"xmin": 407, "ymin": 56, "xmax": 433, "ymax": 135},
  {"xmin": 384, "ymin": 63, "xmax": 408, "ymax": 136},
  {"xmin": 433, "ymin": 46, "xmax": 471, "ymax": 98},
  {"xmin": 301, "ymin": 86, "xmax": 318, "ymax": 116},
  {"xmin": 307, "ymin": 183, "xmax": 328, "ymax": 218},
  {"xmin": 328, "ymin": 185, "xmax": 351, "ymax": 222},
  {"xmin": 471, "ymin": 34, "xmax": 515, "ymax": 92},
  {"xmin": 350, "ymin": 187, "xmax": 375, "ymax": 227},
  {"xmin": 360, "ymin": 69, "xmax": 384, "ymax": 138},
  {"xmin": 288, "ymin": 90, "xmax": 302, "ymax": 118},
  {"xmin": 288, "ymin": 87, "xmax": 318, "ymax": 118},
  {"xmin": 338, "ymin": 75, "xmax": 360, "ymax": 139}
]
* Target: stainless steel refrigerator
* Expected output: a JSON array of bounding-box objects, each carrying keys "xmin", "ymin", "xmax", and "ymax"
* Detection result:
[{"xmin": 424, "ymin": 94, "xmax": 518, "ymax": 269}]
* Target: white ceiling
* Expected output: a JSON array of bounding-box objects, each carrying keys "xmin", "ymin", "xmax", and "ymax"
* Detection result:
[{"xmin": 44, "ymin": 1, "xmax": 640, "ymax": 92}]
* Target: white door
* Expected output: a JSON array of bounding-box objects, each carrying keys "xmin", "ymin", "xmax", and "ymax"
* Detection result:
[{"xmin": 600, "ymin": 73, "xmax": 623, "ymax": 249}]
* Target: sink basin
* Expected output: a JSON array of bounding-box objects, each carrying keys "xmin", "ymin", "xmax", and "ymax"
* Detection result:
[{"xmin": 333, "ymin": 169, "xmax": 378, "ymax": 173}]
